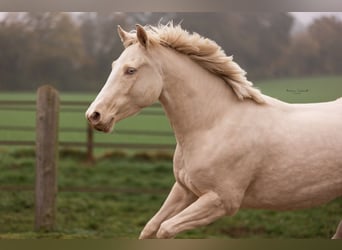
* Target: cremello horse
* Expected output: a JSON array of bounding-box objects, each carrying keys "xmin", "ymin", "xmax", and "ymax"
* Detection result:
[{"xmin": 86, "ymin": 24, "xmax": 342, "ymax": 239}]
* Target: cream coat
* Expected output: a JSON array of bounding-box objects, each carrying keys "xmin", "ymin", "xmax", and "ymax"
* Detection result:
[{"xmin": 86, "ymin": 24, "xmax": 342, "ymax": 239}]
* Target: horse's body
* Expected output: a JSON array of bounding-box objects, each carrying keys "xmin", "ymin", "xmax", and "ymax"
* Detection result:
[{"xmin": 86, "ymin": 24, "xmax": 342, "ymax": 238}]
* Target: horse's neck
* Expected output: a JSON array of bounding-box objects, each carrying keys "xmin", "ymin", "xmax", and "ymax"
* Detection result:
[{"xmin": 158, "ymin": 48, "xmax": 238, "ymax": 144}]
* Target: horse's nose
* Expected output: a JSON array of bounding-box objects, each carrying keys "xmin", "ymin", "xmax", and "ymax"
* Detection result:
[{"xmin": 87, "ymin": 111, "xmax": 101, "ymax": 125}]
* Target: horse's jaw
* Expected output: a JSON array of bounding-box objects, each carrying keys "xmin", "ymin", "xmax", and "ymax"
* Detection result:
[{"xmin": 92, "ymin": 118, "xmax": 115, "ymax": 133}]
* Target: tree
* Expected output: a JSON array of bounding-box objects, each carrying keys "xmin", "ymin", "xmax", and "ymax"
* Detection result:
[
  {"xmin": 0, "ymin": 14, "xmax": 34, "ymax": 90},
  {"xmin": 0, "ymin": 13, "xmax": 88, "ymax": 91},
  {"xmin": 2, "ymin": 12, "xmax": 340, "ymax": 91},
  {"xmin": 308, "ymin": 16, "xmax": 342, "ymax": 74},
  {"xmin": 24, "ymin": 13, "xmax": 87, "ymax": 90},
  {"xmin": 282, "ymin": 16, "xmax": 342, "ymax": 76}
]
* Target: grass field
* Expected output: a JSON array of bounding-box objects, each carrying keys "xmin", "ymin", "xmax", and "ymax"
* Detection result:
[
  {"xmin": 255, "ymin": 75, "xmax": 342, "ymax": 103},
  {"xmin": 0, "ymin": 148, "xmax": 341, "ymax": 239},
  {"xmin": 0, "ymin": 75, "xmax": 342, "ymax": 239},
  {"xmin": 0, "ymin": 75, "xmax": 341, "ymax": 150},
  {"xmin": 0, "ymin": 91, "xmax": 175, "ymax": 154}
]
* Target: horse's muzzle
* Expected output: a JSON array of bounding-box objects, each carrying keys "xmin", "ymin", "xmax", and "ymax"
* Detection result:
[{"xmin": 86, "ymin": 110, "xmax": 114, "ymax": 133}]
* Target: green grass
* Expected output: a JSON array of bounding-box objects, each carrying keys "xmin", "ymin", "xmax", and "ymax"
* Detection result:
[
  {"xmin": 0, "ymin": 91, "xmax": 175, "ymax": 155},
  {"xmin": 0, "ymin": 75, "xmax": 341, "ymax": 151},
  {"xmin": 0, "ymin": 149, "xmax": 174, "ymax": 239},
  {"xmin": 255, "ymin": 75, "xmax": 342, "ymax": 103},
  {"xmin": 0, "ymin": 76, "xmax": 342, "ymax": 238},
  {"xmin": 0, "ymin": 149, "xmax": 341, "ymax": 239}
]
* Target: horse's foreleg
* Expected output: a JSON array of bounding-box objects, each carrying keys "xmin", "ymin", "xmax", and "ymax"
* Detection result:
[
  {"xmin": 156, "ymin": 191, "xmax": 226, "ymax": 239},
  {"xmin": 139, "ymin": 182, "xmax": 197, "ymax": 239},
  {"xmin": 332, "ymin": 220, "xmax": 342, "ymax": 239}
]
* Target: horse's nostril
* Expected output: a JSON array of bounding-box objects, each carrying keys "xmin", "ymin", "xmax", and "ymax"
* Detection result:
[{"xmin": 89, "ymin": 111, "xmax": 101, "ymax": 123}]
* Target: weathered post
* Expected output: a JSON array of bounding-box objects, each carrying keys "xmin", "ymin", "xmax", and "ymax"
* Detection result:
[
  {"xmin": 86, "ymin": 122, "xmax": 95, "ymax": 163},
  {"xmin": 35, "ymin": 85, "xmax": 59, "ymax": 231}
]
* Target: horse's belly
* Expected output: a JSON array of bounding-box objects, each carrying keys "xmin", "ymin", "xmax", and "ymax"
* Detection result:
[
  {"xmin": 240, "ymin": 115, "xmax": 342, "ymax": 211},
  {"xmin": 241, "ymin": 176, "xmax": 342, "ymax": 211}
]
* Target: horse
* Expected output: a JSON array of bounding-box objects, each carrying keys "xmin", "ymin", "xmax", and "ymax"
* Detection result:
[{"xmin": 86, "ymin": 23, "xmax": 342, "ymax": 239}]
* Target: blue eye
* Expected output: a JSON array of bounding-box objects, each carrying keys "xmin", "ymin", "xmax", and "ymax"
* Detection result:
[{"xmin": 126, "ymin": 67, "xmax": 137, "ymax": 75}]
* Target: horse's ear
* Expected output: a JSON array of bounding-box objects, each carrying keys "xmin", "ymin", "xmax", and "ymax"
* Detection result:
[
  {"xmin": 117, "ymin": 25, "xmax": 132, "ymax": 47},
  {"xmin": 136, "ymin": 24, "xmax": 149, "ymax": 48}
]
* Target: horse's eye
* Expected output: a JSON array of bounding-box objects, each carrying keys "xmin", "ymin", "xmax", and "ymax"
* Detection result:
[{"xmin": 126, "ymin": 67, "xmax": 137, "ymax": 75}]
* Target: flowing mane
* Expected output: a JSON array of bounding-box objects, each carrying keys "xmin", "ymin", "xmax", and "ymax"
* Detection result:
[{"xmin": 124, "ymin": 23, "xmax": 265, "ymax": 104}]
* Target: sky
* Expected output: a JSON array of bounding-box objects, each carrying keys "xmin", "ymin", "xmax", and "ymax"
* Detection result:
[
  {"xmin": 290, "ymin": 12, "xmax": 342, "ymax": 25},
  {"xmin": 0, "ymin": 12, "xmax": 342, "ymax": 26}
]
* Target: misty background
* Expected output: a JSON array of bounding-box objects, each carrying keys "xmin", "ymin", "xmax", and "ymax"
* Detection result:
[{"xmin": 0, "ymin": 12, "xmax": 341, "ymax": 92}]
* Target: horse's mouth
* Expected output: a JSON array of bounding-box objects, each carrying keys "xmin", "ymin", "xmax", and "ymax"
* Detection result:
[{"xmin": 93, "ymin": 118, "xmax": 115, "ymax": 133}]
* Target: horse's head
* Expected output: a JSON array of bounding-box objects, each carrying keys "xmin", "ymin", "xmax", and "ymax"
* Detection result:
[{"xmin": 86, "ymin": 25, "xmax": 163, "ymax": 133}]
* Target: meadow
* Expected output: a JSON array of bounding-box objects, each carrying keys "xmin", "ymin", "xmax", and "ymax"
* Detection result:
[
  {"xmin": 0, "ymin": 75, "xmax": 342, "ymax": 239},
  {"xmin": 0, "ymin": 149, "xmax": 342, "ymax": 239},
  {"xmin": 0, "ymin": 75, "xmax": 342, "ymax": 148},
  {"xmin": 0, "ymin": 91, "xmax": 175, "ymax": 154}
]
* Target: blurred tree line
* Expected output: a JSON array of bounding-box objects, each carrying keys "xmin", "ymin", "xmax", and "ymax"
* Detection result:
[{"xmin": 0, "ymin": 12, "xmax": 341, "ymax": 91}]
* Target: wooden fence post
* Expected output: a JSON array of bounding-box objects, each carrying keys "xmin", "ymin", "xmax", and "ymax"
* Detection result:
[
  {"xmin": 86, "ymin": 123, "xmax": 94, "ymax": 163},
  {"xmin": 35, "ymin": 85, "xmax": 59, "ymax": 231}
]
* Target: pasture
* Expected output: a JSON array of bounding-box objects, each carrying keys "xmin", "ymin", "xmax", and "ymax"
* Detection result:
[
  {"xmin": 0, "ymin": 149, "xmax": 342, "ymax": 239},
  {"xmin": 0, "ymin": 92, "xmax": 175, "ymax": 155},
  {"xmin": 0, "ymin": 75, "xmax": 342, "ymax": 238},
  {"xmin": 0, "ymin": 75, "xmax": 341, "ymax": 149}
]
